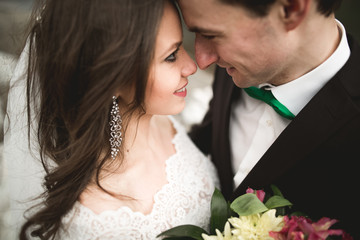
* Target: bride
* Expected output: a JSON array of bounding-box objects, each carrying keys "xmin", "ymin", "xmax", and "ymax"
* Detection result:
[{"xmin": 5, "ymin": 0, "xmax": 219, "ymax": 239}]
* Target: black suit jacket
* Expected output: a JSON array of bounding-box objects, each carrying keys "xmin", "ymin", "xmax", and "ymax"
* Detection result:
[{"xmin": 190, "ymin": 35, "xmax": 360, "ymax": 238}]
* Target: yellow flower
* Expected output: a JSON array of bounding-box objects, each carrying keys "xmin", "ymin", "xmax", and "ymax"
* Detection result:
[
  {"xmin": 201, "ymin": 210, "xmax": 284, "ymax": 240},
  {"xmin": 229, "ymin": 209, "xmax": 285, "ymax": 240},
  {"xmin": 202, "ymin": 222, "xmax": 236, "ymax": 240}
]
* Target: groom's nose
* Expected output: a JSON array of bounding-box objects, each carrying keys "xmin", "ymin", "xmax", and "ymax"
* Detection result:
[{"xmin": 195, "ymin": 34, "xmax": 218, "ymax": 70}]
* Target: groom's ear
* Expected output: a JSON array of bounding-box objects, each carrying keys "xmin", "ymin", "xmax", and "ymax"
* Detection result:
[{"xmin": 279, "ymin": 0, "xmax": 311, "ymax": 31}]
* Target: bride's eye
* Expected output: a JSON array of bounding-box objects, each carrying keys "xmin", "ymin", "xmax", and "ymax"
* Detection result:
[{"xmin": 165, "ymin": 48, "xmax": 180, "ymax": 63}]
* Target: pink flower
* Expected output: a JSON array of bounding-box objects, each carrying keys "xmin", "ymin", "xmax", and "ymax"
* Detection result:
[
  {"xmin": 246, "ymin": 187, "xmax": 255, "ymax": 194},
  {"xmin": 269, "ymin": 216, "xmax": 350, "ymax": 240},
  {"xmin": 246, "ymin": 187, "xmax": 266, "ymax": 202},
  {"xmin": 269, "ymin": 215, "xmax": 305, "ymax": 240}
]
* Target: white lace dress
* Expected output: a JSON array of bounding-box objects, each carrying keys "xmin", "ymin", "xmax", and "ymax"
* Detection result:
[{"xmin": 58, "ymin": 116, "xmax": 219, "ymax": 240}]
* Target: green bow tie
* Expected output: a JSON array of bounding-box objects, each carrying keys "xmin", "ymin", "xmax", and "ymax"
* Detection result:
[{"xmin": 243, "ymin": 87, "xmax": 295, "ymax": 120}]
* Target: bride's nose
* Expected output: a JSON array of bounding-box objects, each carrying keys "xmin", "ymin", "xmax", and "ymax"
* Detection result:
[{"xmin": 181, "ymin": 51, "xmax": 197, "ymax": 77}]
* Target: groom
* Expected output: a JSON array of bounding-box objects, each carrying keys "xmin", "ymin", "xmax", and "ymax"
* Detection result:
[{"xmin": 178, "ymin": 0, "xmax": 359, "ymax": 237}]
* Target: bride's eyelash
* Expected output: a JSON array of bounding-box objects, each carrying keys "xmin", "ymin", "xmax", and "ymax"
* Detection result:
[{"xmin": 165, "ymin": 48, "xmax": 180, "ymax": 63}]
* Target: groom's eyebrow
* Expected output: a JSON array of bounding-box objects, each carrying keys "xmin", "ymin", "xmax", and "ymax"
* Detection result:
[{"xmin": 187, "ymin": 26, "xmax": 219, "ymax": 35}]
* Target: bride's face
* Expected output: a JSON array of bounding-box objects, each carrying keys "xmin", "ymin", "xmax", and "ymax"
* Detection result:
[{"xmin": 145, "ymin": 1, "xmax": 197, "ymax": 116}]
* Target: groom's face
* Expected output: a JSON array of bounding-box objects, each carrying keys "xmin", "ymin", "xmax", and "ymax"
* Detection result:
[{"xmin": 178, "ymin": 0, "xmax": 291, "ymax": 88}]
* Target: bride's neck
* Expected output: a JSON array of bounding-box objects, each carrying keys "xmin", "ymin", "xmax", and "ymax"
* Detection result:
[{"xmin": 123, "ymin": 113, "xmax": 154, "ymax": 152}]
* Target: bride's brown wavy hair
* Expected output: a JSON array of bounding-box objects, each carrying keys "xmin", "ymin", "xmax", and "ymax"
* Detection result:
[{"xmin": 20, "ymin": 0, "xmax": 169, "ymax": 239}]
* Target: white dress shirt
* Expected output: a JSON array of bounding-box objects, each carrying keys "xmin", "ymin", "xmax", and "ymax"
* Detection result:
[{"xmin": 230, "ymin": 20, "xmax": 351, "ymax": 187}]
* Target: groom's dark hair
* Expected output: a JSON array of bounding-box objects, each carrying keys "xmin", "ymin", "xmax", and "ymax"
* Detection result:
[{"xmin": 219, "ymin": 0, "xmax": 342, "ymax": 17}]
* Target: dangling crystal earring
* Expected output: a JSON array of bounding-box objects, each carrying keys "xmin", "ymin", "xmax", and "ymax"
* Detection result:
[{"xmin": 109, "ymin": 96, "xmax": 123, "ymax": 160}]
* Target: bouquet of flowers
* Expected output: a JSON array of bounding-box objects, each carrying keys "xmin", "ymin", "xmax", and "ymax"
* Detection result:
[{"xmin": 157, "ymin": 185, "xmax": 353, "ymax": 240}]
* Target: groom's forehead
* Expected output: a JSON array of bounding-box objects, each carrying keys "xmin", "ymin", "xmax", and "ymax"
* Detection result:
[
  {"xmin": 178, "ymin": 0, "xmax": 231, "ymax": 21},
  {"xmin": 177, "ymin": 0, "xmax": 252, "ymax": 23},
  {"xmin": 178, "ymin": 0, "xmax": 250, "ymax": 33}
]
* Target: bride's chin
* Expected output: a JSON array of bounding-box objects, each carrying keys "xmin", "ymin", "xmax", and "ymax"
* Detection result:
[
  {"xmin": 154, "ymin": 103, "xmax": 186, "ymax": 116},
  {"xmin": 172, "ymin": 104, "xmax": 186, "ymax": 116}
]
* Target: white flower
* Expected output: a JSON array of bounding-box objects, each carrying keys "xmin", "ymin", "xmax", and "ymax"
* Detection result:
[
  {"xmin": 201, "ymin": 210, "xmax": 285, "ymax": 240},
  {"xmin": 229, "ymin": 209, "xmax": 285, "ymax": 240},
  {"xmin": 202, "ymin": 222, "xmax": 236, "ymax": 240}
]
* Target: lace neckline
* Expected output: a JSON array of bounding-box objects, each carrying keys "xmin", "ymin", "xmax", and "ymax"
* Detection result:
[{"xmin": 74, "ymin": 116, "xmax": 183, "ymax": 219}]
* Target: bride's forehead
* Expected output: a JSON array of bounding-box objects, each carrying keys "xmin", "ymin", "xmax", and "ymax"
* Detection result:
[{"xmin": 155, "ymin": 1, "xmax": 183, "ymax": 48}]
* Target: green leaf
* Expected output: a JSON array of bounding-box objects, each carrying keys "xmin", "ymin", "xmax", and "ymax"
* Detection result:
[
  {"xmin": 265, "ymin": 195, "xmax": 293, "ymax": 209},
  {"xmin": 230, "ymin": 193, "xmax": 268, "ymax": 216},
  {"xmin": 210, "ymin": 188, "xmax": 230, "ymax": 234},
  {"xmin": 276, "ymin": 207, "xmax": 286, "ymax": 217},
  {"xmin": 270, "ymin": 184, "xmax": 284, "ymax": 197},
  {"xmin": 157, "ymin": 225, "xmax": 207, "ymax": 240}
]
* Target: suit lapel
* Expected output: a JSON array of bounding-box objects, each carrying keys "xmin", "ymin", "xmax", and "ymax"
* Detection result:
[
  {"xmin": 232, "ymin": 75, "xmax": 359, "ymax": 199},
  {"xmin": 212, "ymin": 68, "xmax": 240, "ymax": 198},
  {"xmin": 230, "ymin": 34, "xmax": 360, "ymax": 199}
]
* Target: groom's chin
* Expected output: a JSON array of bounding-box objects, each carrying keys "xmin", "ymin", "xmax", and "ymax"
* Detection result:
[{"xmin": 231, "ymin": 75, "xmax": 250, "ymax": 89}]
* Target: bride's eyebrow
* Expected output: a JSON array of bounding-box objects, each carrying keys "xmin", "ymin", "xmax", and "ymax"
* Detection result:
[{"xmin": 162, "ymin": 41, "xmax": 183, "ymax": 57}]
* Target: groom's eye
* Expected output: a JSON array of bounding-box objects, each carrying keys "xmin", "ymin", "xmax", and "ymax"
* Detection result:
[{"xmin": 201, "ymin": 34, "xmax": 215, "ymax": 40}]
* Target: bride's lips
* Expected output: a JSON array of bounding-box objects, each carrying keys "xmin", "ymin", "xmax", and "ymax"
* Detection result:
[{"xmin": 173, "ymin": 82, "xmax": 188, "ymax": 97}]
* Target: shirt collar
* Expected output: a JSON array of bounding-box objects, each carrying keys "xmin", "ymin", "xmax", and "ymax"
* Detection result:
[{"xmin": 265, "ymin": 20, "xmax": 350, "ymax": 116}]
